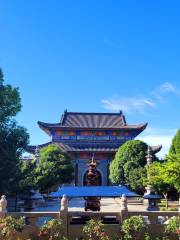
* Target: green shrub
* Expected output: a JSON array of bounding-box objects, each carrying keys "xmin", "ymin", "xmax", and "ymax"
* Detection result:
[
  {"xmin": 38, "ymin": 218, "xmax": 66, "ymax": 240},
  {"xmin": 165, "ymin": 216, "xmax": 180, "ymax": 238},
  {"xmin": 144, "ymin": 233, "xmax": 170, "ymax": 240},
  {"xmin": 160, "ymin": 207, "xmax": 178, "ymax": 211},
  {"xmin": 0, "ymin": 215, "xmax": 25, "ymax": 240},
  {"xmin": 121, "ymin": 215, "xmax": 147, "ymax": 240},
  {"xmin": 83, "ymin": 219, "xmax": 110, "ymax": 240}
]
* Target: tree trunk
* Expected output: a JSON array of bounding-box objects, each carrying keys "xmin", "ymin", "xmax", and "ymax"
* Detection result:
[
  {"xmin": 164, "ymin": 193, "xmax": 168, "ymax": 209},
  {"xmin": 15, "ymin": 192, "xmax": 18, "ymax": 211}
]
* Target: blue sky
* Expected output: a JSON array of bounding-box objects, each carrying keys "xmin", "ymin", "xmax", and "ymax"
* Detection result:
[{"xmin": 1, "ymin": 1, "xmax": 180, "ymax": 157}]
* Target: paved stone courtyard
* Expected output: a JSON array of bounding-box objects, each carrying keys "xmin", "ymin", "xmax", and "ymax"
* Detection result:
[{"xmin": 68, "ymin": 197, "xmax": 147, "ymax": 212}]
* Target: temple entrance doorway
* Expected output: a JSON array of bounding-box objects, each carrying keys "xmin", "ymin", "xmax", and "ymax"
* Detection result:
[{"xmin": 83, "ymin": 170, "xmax": 102, "ymax": 186}]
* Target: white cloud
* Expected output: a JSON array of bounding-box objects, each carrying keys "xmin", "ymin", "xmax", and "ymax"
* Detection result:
[
  {"xmin": 100, "ymin": 83, "xmax": 178, "ymax": 158},
  {"xmin": 101, "ymin": 97, "xmax": 155, "ymax": 113},
  {"xmin": 138, "ymin": 127, "xmax": 177, "ymax": 158},
  {"xmin": 159, "ymin": 82, "xmax": 177, "ymax": 93},
  {"xmin": 153, "ymin": 82, "xmax": 180, "ymax": 99},
  {"xmin": 101, "ymin": 82, "xmax": 180, "ymax": 113}
]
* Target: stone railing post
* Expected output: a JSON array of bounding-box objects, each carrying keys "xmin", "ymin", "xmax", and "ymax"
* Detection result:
[
  {"xmin": 60, "ymin": 194, "xmax": 68, "ymax": 237},
  {"xmin": 0, "ymin": 195, "xmax": 7, "ymax": 218},
  {"xmin": 120, "ymin": 194, "xmax": 128, "ymax": 222}
]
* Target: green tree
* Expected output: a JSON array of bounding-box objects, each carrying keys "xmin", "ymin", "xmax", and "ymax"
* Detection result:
[
  {"xmin": 0, "ymin": 68, "xmax": 29, "ymax": 194},
  {"xmin": 169, "ymin": 129, "xmax": 180, "ymax": 155},
  {"xmin": 147, "ymin": 150, "xmax": 180, "ymax": 207},
  {"xmin": 147, "ymin": 161, "xmax": 170, "ymax": 208},
  {"xmin": 34, "ymin": 145, "xmax": 73, "ymax": 192},
  {"xmin": 164, "ymin": 130, "xmax": 180, "ymax": 197},
  {"xmin": 17, "ymin": 160, "xmax": 37, "ymax": 192},
  {"xmin": 164, "ymin": 153, "xmax": 180, "ymax": 193},
  {"xmin": 109, "ymin": 140, "xmax": 155, "ymax": 193},
  {"xmin": 0, "ymin": 69, "xmax": 21, "ymax": 124},
  {"xmin": 125, "ymin": 167, "xmax": 147, "ymax": 193}
]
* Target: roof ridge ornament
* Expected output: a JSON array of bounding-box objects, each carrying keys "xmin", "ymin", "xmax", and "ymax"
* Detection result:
[{"xmin": 60, "ymin": 109, "xmax": 68, "ymax": 124}]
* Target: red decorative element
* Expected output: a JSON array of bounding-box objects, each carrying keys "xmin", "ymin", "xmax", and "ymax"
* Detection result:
[
  {"xmin": 96, "ymin": 131, "xmax": 105, "ymax": 136},
  {"xmin": 68, "ymin": 131, "xmax": 76, "ymax": 136},
  {"xmin": 95, "ymin": 153, "xmax": 107, "ymax": 159},
  {"xmin": 112, "ymin": 131, "xmax": 117, "ymax": 136},
  {"xmin": 56, "ymin": 130, "xmax": 62, "ymax": 136},
  {"xmin": 80, "ymin": 153, "xmax": 92, "ymax": 159},
  {"xmin": 81, "ymin": 131, "xmax": 93, "ymax": 136},
  {"xmin": 85, "ymin": 155, "xmax": 101, "ymax": 211}
]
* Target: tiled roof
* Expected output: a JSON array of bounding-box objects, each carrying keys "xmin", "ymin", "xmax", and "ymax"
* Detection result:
[
  {"xmin": 151, "ymin": 145, "xmax": 162, "ymax": 154},
  {"xmin": 27, "ymin": 142, "xmax": 162, "ymax": 154},
  {"xmin": 38, "ymin": 111, "xmax": 148, "ymax": 130},
  {"xmin": 26, "ymin": 142, "xmax": 52, "ymax": 154},
  {"xmin": 61, "ymin": 111, "xmax": 126, "ymax": 128},
  {"xmin": 57, "ymin": 143, "xmax": 119, "ymax": 152},
  {"xmin": 26, "ymin": 142, "xmax": 119, "ymax": 153}
]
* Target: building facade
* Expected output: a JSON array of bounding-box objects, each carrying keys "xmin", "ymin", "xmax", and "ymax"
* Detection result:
[{"xmin": 28, "ymin": 111, "xmax": 161, "ymax": 186}]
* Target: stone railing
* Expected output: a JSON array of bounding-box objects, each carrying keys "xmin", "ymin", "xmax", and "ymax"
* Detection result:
[{"xmin": 0, "ymin": 195, "xmax": 179, "ymax": 240}]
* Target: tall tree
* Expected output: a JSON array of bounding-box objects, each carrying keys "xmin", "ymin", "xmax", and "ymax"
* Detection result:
[
  {"xmin": 169, "ymin": 129, "xmax": 180, "ymax": 155},
  {"xmin": 147, "ymin": 161, "xmax": 170, "ymax": 208},
  {"xmin": 34, "ymin": 145, "xmax": 73, "ymax": 192},
  {"xmin": 165, "ymin": 130, "xmax": 180, "ymax": 195},
  {"xmin": 164, "ymin": 153, "xmax": 180, "ymax": 194},
  {"xmin": 0, "ymin": 69, "xmax": 21, "ymax": 124},
  {"xmin": 17, "ymin": 160, "xmax": 37, "ymax": 192},
  {"xmin": 109, "ymin": 140, "xmax": 157, "ymax": 193},
  {"xmin": 147, "ymin": 149, "xmax": 180, "ymax": 207},
  {"xmin": 0, "ymin": 68, "xmax": 29, "ymax": 194}
]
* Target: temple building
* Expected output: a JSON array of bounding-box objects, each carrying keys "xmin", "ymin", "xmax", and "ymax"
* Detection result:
[{"xmin": 28, "ymin": 110, "xmax": 161, "ymax": 186}]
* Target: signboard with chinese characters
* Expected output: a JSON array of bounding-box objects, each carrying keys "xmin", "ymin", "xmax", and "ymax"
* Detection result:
[{"xmin": 52, "ymin": 130, "xmax": 134, "ymax": 142}]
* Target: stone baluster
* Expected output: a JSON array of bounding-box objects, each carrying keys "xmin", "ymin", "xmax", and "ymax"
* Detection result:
[
  {"xmin": 60, "ymin": 194, "xmax": 68, "ymax": 211},
  {"xmin": 120, "ymin": 194, "xmax": 128, "ymax": 222},
  {"xmin": 60, "ymin": 194, "xmax": 68, "ymax": 237},
  {"xmin": 121, "ymin": 194, "xmax": 128, "ymax": 210},
  {"xmin": 0, "ymin": 195, "xmax": 7, "ymax": 217}
]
